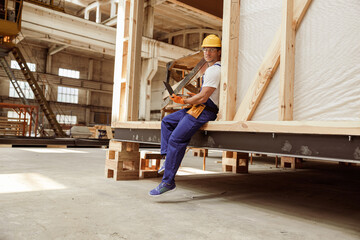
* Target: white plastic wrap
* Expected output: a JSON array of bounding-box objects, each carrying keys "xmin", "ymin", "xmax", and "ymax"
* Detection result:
[{"xmin": 237, "ymin": 0, "xmax": 360, "ymax": 121}]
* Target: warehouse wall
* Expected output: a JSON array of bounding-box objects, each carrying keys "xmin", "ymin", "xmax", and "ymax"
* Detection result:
[{"xmin": 0, "ymin": 42, "xmax": 113, "ymax": 128}]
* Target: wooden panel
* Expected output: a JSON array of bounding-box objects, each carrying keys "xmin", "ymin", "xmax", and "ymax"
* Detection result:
[{"xmin": 233, "ymin": 0, "xmax": 313, "ymax": 121}]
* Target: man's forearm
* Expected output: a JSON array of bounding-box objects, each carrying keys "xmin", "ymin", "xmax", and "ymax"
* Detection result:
[{"xmin": 183, "ymin": 94, "xmax": 208, "ymax": 105}]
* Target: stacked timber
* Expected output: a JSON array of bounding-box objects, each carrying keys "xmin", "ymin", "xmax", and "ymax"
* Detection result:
[
  {"xmin": 89, "ymin": 125, "xmax": 113, "ymax": 139},
  {"xmin": 0, "ymin": 117, "xmax": 27, "ymax": 136}
]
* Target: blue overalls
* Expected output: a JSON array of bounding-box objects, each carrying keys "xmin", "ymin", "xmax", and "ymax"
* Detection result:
[{"xmin": 160, "ymin": 63, "xmax": 220, "ymax": 184}]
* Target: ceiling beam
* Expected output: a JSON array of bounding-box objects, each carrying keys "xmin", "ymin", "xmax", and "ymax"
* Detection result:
[
  {"xmin": 167, "ymin": 0, "xmax": 222, "ymax": 22},
  {"xmin": 21, "ymin": 1, "xmax": 193, "ymax": 60},
  {"xmin": 48, "ymin": 45, "xmax": 68, "ymax": 55},
  {"xmin": 144, "ymin": 0, "xmax": 167, "ymax": 7}
]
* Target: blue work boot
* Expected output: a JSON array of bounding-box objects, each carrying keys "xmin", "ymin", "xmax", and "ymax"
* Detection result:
[
  {"xmin": 158, "ymin": 160, "xmax": 166, "ymax": 174},
  {"xmin": 149, "ymin": 182, "xmax": 176, "ymax": 197}
]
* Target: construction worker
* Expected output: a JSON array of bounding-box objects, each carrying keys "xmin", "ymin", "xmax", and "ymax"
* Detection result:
[{"xmin": 149, "ymin": 34, "xmax": 221, "ymax": 196}]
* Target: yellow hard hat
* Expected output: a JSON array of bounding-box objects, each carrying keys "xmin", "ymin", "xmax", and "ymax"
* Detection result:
[{"xmin": 201, "ymin": 34, "xmax": 221, "ymax": 48}]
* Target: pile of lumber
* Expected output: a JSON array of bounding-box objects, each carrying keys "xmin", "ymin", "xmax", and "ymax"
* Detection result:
[{"xmin": 88, "ymin": 125, "xmax": 113, "ymax": 139}]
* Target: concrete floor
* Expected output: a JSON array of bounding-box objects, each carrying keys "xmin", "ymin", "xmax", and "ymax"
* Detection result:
[{"xmin": 0, "ymin": 147, "xmax": 359, "ymax": 240}]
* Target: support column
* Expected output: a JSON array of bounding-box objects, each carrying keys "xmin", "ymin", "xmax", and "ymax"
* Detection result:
[
  {"xmin": 46, "ymin": 49, "xmax": 52, "ymax": 74},
  {"xmin": 86, "ymin": 59, "xmax": 94, "ymax": 125},
  {"xmin": 96, "ymin": 2, "xmax": 101, "ymax": 23},
  {"xmin": 139, "ymin": 2, "xmax": 157, "ymax": 121},
  {"xmin": 110, "ymin": 0, "xmax": 117, "ymax": 18},
  {"xmin": 125, "ymin": 0, "xmax": 144, "ymax": 121},
  {"xmin": 111, "ymin": 0, "xmax": 127, "ymax": 123},
  {"xmin": 139, "ymin": 57, "xmax": 158, "ymax": 120},
  {"xmin": 84, "ymin": 9, "xmax": 90, "ymax": 20},
  {"xmin": 85, "ymin": 91, "xmax": 91, "ymax": 125}
]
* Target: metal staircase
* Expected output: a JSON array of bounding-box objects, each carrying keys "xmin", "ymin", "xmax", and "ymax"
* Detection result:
[
  {"xmin": 10, "ymin": 46, "xmax": 66, "ymax": 137},
  {"xmin": 0, "ymin": 57, "xmax": 28, "ymax": 105},
  {"xmin": 0, "ymin": 56, "xmax": 46, "ymax": 136}
]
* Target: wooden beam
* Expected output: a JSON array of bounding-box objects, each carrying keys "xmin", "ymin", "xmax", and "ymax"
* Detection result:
[
  {"xmin": 125, "ymin": 0, "xmax": 144, "ymax": 121},
  {"xmin": 113, "ymin": 121, "xmax": 360, "ymax": 136},
  {"xmin": 233, "ymin": 0, "xmax": 312, "ymax": 121},
  {"xmin": 143, "ymin": 2, "xmax": 154, "ymax": 38},
  {"xmin": 218, "ymin": 0, "xmax": 240, "ymax": 121},
  {"xmin": 167, "ymin": 0, "xmax": 223, "ymax": 22},
  {"xmin": 48, "ymin": 45, "xmax": 68, "ymax": 56},
  {"xmin": 279, "ymin": 0, "xmax": 296, "ymax": 120},
  {"xmin": 155, "ymin": 5, "xmax": 213, "ymax": 29},
  {"xmin": 111, "ymin": 0, "xmax": 128, "ymax": 123},
  {"xmin": 139, "ymin": 3, "xmax": 156, "ymax": 121}
]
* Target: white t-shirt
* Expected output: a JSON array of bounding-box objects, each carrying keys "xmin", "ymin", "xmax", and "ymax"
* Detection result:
[{"xmin": 202, "ymin": 61, "xmax": 221, "ymax": 107}]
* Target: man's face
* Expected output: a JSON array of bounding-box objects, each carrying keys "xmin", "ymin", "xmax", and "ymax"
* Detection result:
[{"xmin": 203, "ymin": 47, "xmax": 221, "ymax": 64}]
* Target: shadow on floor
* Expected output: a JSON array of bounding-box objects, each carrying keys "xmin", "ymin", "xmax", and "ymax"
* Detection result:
[{"xmin": 155, "ymin": 161, "xmax": 360, "ymax": 233}]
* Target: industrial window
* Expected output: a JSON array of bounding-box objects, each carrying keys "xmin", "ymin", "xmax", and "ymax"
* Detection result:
[
  {"xmin": 58, "ymin": 68, "xmax": 80, "ymax": 79},
  {"xmin": 57, "ymin": 86, "xmax": 78, "ymax": 104},
  {"xmin": 7, "ymin": 111, "xmax": 30, "ymax": 122},
  {"xmin": 9, "ymin": 81, "xmax": 35, "ymax": 99},
  {"xmin": 56, "ymin": 115, "xmax": 77, "ymax": 125},
  {"xmin": 10, "ymin": 60, "xmax": 36, "ymax": 72}
]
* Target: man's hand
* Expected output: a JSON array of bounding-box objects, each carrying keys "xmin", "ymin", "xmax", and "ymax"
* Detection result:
[{"xmin": 170, "ymin": 94, "xmax": 185, "ymax": 104}]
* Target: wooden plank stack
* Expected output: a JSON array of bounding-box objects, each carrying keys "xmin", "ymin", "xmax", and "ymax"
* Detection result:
[
  {"xmin": 89, "ymin": 125, "xmax": 114, "ymax": 139},
  {"xmin": 0, "ymin": 117, "xmax": 26, "ymax": 136}
]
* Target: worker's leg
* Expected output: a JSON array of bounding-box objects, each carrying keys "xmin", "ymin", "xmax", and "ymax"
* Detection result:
[
  {"xmin": 160, "ymin": 109, "xmax": 187, "ymax": 156},
  {"xmin": 162, "ymin": 110, "xmax": 217, "ymax": 184}
]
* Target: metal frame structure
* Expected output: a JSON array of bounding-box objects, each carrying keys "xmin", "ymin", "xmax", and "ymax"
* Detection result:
[
  {"xmin": 114, "ymin": 128, "xmax": 360, "ymax": 163},
  {"xmin": 0, "ymin": 102, "xmax": 39, "ymax": 136}
]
